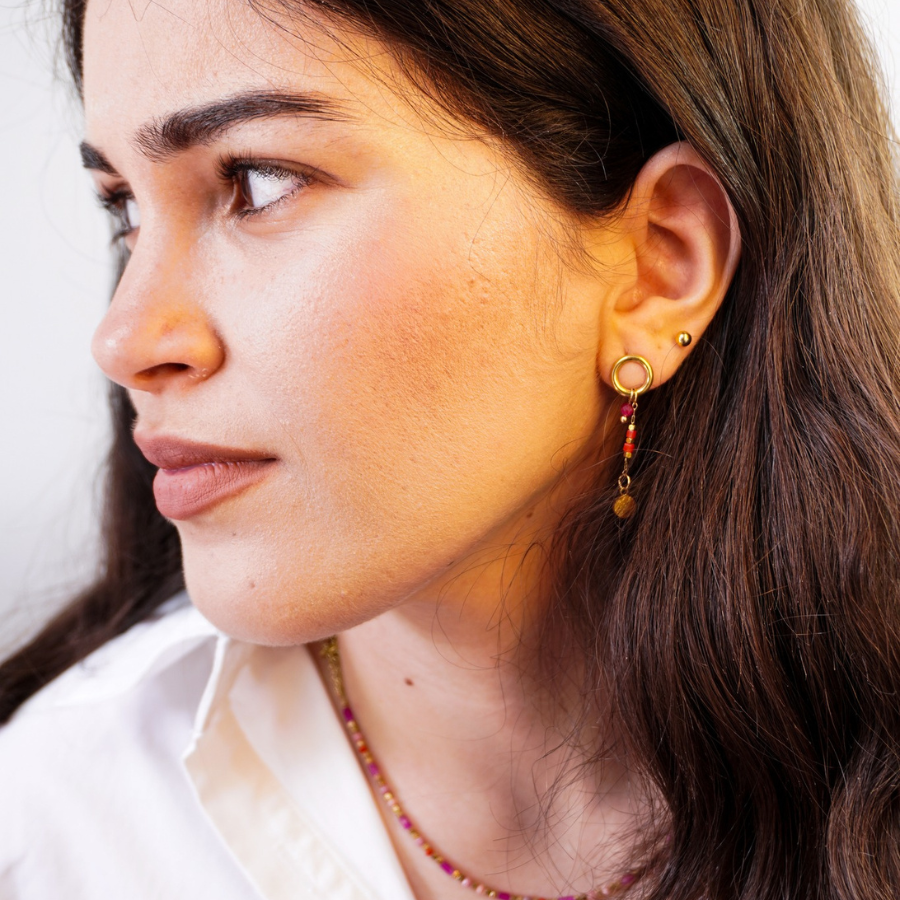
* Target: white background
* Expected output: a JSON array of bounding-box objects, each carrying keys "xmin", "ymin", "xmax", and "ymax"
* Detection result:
[{"xmin": 1, "ymin": 0, "xmax": 899, "ymax": 655}]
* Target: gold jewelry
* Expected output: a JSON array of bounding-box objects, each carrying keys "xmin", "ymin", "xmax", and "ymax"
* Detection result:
[
  {"xmin": 610, "ymin": 355, "xmax": 653, "ymax": 519},
  {"xmin": 611, "ymin": 355, "xmax": 654, "ymax": 398},
  {"xmin": 319, "ymin": 637, "xmax": 648, "ymax": 898},
  {"xmin": 677, "ymin": 332, "xmax": 692, "ymax": 347}
]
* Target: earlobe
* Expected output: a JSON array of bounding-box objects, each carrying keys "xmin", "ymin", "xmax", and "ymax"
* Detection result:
[{"xmin": 597, "ymin": 142, "xmax": 741, "ymax": 391}]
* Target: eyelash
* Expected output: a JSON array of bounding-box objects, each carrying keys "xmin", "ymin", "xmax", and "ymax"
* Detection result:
[
  {"xmin": 217, "ymin": 155, "xmax": 312, "ymax": 220},
  {"xmin": 96, "ymin": 155, "xmax": 313, "ymax": 243},
  {"xmin": 97, "ymin": 189, "xmax": 135, "ymax": 244}
]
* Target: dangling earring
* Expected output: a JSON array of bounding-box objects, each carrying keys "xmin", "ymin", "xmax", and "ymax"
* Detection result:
[{"xmin": 610, "ymin": 355, "xmax": 654, "ymax": 519}]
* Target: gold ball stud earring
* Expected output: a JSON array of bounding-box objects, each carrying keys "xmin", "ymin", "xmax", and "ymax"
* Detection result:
[{"xmin": 677, "ymin": 332, "xmax": 692, "ymax": 347}]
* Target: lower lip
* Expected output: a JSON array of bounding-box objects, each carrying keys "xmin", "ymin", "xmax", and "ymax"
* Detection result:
[{"xmin": 153, "ymin": 459, "xmax": 276, "ymax": 520}]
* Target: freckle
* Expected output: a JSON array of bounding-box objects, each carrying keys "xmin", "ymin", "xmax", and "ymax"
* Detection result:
[
  {"xmin": 525, "ymin": 511, "xmax": 534, "ymax": 519},
  {"xmin": 404, "ymin": 678, "xmax": 414, "ymax": 687},
  {"xmin": 249, "ymin": 581, "xmax": 256, "ymax": 590}
]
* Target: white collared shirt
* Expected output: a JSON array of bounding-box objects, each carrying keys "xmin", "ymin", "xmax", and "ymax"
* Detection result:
[{"xmin": 0, "ymin": 594, "xmax": 418, "ymax": 900}]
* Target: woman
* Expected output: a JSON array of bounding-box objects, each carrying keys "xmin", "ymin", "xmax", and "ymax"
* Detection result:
[{"xmin": 2, "ymin": 0, "xmax": 899, "ymax": 898}]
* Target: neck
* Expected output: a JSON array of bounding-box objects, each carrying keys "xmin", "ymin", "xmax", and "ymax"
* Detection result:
[{"xmin": 334, "ymin": 542, "xmax": 651, "ymax": 900}]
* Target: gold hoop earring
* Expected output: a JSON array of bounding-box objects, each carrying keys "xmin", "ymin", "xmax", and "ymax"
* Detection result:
[{"xmin": 610, "ymin": 355, "xmax": 653, "ymax": 519}]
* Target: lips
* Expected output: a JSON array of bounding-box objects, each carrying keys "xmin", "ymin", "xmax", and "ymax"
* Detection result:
[{"xmin": 134, "ymin": 434, "xmax": 277, "ymax": 520}]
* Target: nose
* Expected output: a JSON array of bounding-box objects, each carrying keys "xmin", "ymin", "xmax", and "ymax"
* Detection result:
[{"xmin": 92, "ymin": 240, "xmax": 225, "ymax": 393}]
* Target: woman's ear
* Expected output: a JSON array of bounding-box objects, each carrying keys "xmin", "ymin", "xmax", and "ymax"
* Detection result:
[{"xmin": 596, "ymin": 142, "xmax": 741, "ymax": 392}]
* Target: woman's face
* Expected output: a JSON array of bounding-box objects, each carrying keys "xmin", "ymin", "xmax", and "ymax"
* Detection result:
[{"xmin": 83, "ymin": 0, "xmax": 622, "ymax": 643}]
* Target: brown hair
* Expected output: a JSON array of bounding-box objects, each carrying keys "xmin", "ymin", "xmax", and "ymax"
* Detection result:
[{"xmin": 4, "ymin": 1, "xmax": 900, "ymax": 897}]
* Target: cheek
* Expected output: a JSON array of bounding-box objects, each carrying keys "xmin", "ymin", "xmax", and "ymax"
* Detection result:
[
  {"xmin": 242, "ymin": 210, "xmax": 544, "ymax": 500},
  {"xmin": 181, "ymin": 192, "xmax": 600, "ymax": 643}
]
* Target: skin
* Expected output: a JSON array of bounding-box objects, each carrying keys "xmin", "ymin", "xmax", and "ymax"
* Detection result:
[{"xmin": 83, "ymin": 0, "xmax": 741, "ymax": 896}]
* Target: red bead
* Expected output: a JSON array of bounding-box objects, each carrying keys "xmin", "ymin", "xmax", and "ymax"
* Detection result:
[
  {"xmin": 623, "ymin": 443, "xmax": 636, "ymax": 453},
  {"xmin": 620, "ymin": 403, "xmax": 634, "ymax": 418}
]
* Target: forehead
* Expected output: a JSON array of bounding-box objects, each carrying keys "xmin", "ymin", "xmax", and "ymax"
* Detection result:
[{"xmin": 82, "ymin": 0, "xmax": 394, "ymax": 140}]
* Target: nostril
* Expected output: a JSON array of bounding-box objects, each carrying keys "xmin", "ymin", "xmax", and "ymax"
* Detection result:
[
  {"xmin": 135, "ymin": 362, "xmax": 193, "ymax": 383},
  {"xmin": 92, "ymin": 292, "xmax": 226, "ymax": 391}
]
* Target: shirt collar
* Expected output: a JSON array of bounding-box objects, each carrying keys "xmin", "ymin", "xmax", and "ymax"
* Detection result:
[{"xmin": 183, "ymin": 624, "xmax": 417, "ymax": 900}]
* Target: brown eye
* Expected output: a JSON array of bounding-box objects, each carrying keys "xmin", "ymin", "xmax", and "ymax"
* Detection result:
[
  {"xmin": 239, "ymin": 166, "xmax": 308, "ymax": 211},
  {"xmin": 123, "ymin": 197, "xmax": 141, "ymax": 231},
  {"xmin": 98, "ymin": 190, "xmax": 140, "ymax": 241}
]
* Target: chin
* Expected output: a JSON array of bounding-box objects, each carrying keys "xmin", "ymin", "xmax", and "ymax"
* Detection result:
[
  {"xmin": 179, "ymin": 539, "xmax": 403, "ymax": 647},
  {"xmin": 184, "ymin": 569, "xmax": 335, "ymax": 647}
]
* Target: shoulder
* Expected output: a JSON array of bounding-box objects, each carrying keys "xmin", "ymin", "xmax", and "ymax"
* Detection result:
[
  {"xmin": 10, "ymin": 593, "xmax": 217, "ymax": 716},
  {"xmin": 0, "ymin": 596, "xmax": 251, "ymax": 899}
]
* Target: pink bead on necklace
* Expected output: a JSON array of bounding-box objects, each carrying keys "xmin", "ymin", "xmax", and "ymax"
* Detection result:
[{"xmin": 320, "ymin": 637, "xmax": 647, "ymax": 900}]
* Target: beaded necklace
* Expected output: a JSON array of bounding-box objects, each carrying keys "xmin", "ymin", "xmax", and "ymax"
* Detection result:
[{"xmin": 320, "ymin": 637, "xmax": 647, "ymax": 900}]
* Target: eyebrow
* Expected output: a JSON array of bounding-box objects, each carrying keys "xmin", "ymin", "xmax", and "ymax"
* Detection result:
[{"xmin": 80, "ymin": 89, "xmax": 349, "ymax": 172}]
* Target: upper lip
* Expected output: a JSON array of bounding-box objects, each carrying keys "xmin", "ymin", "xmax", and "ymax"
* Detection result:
[{"xmin": 133, "ymin": 433, "xmax": 277, "ymax": 470}]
